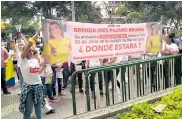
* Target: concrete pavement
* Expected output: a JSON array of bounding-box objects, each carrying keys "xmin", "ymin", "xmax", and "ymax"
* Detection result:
[{"xmin": 1, "ymin": 80, "xmax": 86, "ymax": 119}]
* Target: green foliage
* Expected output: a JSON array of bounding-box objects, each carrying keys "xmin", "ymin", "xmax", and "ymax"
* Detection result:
[
  {"xmin": 33, "ymin": 1, "xmax": 70, "ymax": 19},
  {"xmin": 1, "ymin": 1, "xmax": 102, "ymax": 36},
  {"xmin": 1, "ymin": 1, "xmax": 36, "ymax": 24},
  {"xmin": 74, "ymin": 1, "xmax": 102, "ymax": 23},
  {"xmin": 21, "ymin": 21, "xmax": 38, "ymax": 36},
  {"xmin": 171, "ymin": 29, "xmax": 181, "ymax": 34},
  {"xmin": 116, "ymin": 87, "xmax": 182, "ymax": 119},
  {"xmin": 115, "ymin": 1, "xmax": 182, "ymax": 24}
]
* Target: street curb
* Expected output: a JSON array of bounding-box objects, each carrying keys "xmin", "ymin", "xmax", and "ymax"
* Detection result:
[{"xmin": 66, "ymin": 85, "xmax": 182, "ymax": 119}]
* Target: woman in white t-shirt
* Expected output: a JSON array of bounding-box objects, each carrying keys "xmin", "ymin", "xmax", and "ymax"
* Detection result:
[
  {"xmin": 161, "ymin": 34, "xmax": 179, "ymax": 55},
  {"xmin": 161, "ymin": 34, "xmax": 179, "ymax": 88},
  {"xmin": 19, "ymin": 28, "xmax": 46, "ymax": 119},
  {"xmin": 85, "ymin": 59, "xmax": 103, "ymax": 98}
]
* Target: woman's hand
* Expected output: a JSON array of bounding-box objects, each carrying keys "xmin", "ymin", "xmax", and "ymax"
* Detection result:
[
  {"xmin": 21, "ymin": 28, "xmax": 42, "ymax": 59},
  {"xmin": 4, "ymin": 60, "xmax": 8, "ymax": 64}
]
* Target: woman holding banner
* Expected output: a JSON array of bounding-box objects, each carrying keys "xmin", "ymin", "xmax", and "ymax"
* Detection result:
[
  {"xmin": 43, "ymin": 21, "xmax": 71, "ymax": 64},
  {"xmin": 161, "ymin": 33, "xmax": 179, "ymax": 88}
]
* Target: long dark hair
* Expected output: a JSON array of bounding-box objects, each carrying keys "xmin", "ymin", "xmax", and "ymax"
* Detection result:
[{"xmin": 169, "ymin": 33, "xmax": 174, "ymax": 43}]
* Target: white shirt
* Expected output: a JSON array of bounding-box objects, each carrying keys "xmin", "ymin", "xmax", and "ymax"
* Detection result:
[
  {"xmin": 20, "ymin": 57, "xmax": 41, "ymax": 85},
  {"xmin": 56, "ymin": 68, "xmax": 63, "ymax": 78},
  {"xmin": 9, "ymin": 50, "xmax": 17, "ymax": 61},
  {"xmin": 114, "ymin": 56, "xmax": 128, "ymax": 64},
  {"xmin": 89, "ymin": 59, "xmax": 101, "ymax": 67},
  {"xmin": 40, "ymin": 71, "xmax": 45, "ymax": 77},
  {"xmin": 44, "ymin": 65, "xmax": 53, "ymax": 78},
  {"xmin": 16, "ymin": 47, "xmax": 22, "ymax": 67},
  {"xmin": 165, "ymin": 43, "xmax": 179, "ymax": 52}
]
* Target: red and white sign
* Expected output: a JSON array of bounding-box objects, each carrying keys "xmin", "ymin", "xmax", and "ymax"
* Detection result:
[{"xmin": 65, "ymin": 22, "xmax": 148, "ymax": 61}]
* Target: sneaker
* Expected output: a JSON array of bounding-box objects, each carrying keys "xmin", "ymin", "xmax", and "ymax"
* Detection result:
[
  {"xmin": 100, "ymin": 90, "xmax": 103, "ymax": 95},
  {"xmin": 49, "ymin": 99, "xmax": 57, "ymax": 103},
  {"xmin": 30, "ymin": 115, "xmax": 36, "ymax": 119},
  {"xmin": 79, "ymin": 89, "xmax": 84, "ymax": 93},
  {"xmin": 52, "ymin": 96, "xmax": 57, "ymax": 100},
  {"xmin": 18, "ymin": 91, "xmax": 21, "ymax": 95},
  {"xmin": 4, "ymin": 91, "xmax": 11, "ymax": 95},
  {"xmin": 46, "ymin": 108, "xmax": 56, "ymax": 115}
]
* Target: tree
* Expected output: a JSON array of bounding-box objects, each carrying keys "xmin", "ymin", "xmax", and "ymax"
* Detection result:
[
  {"xmin": 72, "ymin": 1, "xmax": 102, "ymax": 23},
  {"xmin": 33, "ymin": 1, "xmax": 71, "ymax": 19},
  {"xmin": 1, "ymin": 1, "xmax": 36, "ymax": 24},
  {"xmin": 114, "ymin": 1, "xmax": 182, "ymax": 25}
]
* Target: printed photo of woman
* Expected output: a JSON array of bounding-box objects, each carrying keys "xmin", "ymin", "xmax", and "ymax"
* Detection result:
[
  {"xmin": 146, "ymin": 23, "xmax": 162, "ymax": 53},
  {"xmin": 43, "ymin": 21, "xmax": 71, "ymax": 64}
]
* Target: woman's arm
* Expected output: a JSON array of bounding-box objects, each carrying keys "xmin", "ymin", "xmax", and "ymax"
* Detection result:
[
  {"xmin": 55, "ymin": 63, "xmax": 63, "ymax": 72},
  {"xmin": 4, "ymin": 53, "xmax": 15, "ymax": 63},
  {"xmin": 39, "ymin": 64, "xmax": 46, "ymax": 74},
  {"xmin": 99, "ymin": 59, "xmax": 104, "ymax": 65},
  {"xmin": 85, "ymin": 60, "xmax": 89, "ymax": 69},
  {"xmin": 172, "ymin": 44, "xmax": 179, "ymax": 54},
  {"xmin": 21, "ymin": 28, "xmax": 41, "ymax": 59},
  {"xmin": 20, "ymin": 34, "xmax": 28, "ymax": 45},
  {"xmin": 104, "ymin": 57, "xmax": 116, "ymax": 65}
]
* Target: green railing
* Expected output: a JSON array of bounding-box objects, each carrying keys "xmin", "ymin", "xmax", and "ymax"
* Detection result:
[{"xmin": 71, "ymin": 54, "xmax": 182, "ymax": 115}]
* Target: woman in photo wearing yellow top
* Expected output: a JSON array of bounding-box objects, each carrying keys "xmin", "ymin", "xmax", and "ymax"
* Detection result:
[
  {"xmin": 43, "ymin": 21, "xmax": 71, "ymax": 64},
  {"xmin": 146, "ymin": 23, "xmax": 162, "ymax": 53}
]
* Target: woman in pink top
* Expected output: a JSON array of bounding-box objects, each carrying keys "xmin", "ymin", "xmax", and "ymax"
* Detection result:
[{"xmin": 1, "ymin": 47, "xmax": 11, "ymax": 94}]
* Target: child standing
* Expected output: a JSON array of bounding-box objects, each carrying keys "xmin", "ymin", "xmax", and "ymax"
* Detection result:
[
  {"xmin": 40, "ymin": 56, "xmax": 57, "ymax": 103},
  {"xmin": 56, "ymin": 63, "xmax": 64, "ymax": 96}
]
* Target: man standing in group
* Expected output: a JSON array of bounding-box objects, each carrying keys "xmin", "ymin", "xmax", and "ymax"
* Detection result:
[{"xmin": 1, "ymin": 47, "xmax": 11, "ymax": 94}]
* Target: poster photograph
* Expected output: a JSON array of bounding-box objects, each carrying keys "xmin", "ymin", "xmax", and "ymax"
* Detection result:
[
  {"xmin": 146, "ymin": 22, "xmax": 162, "ymax": 53},
  {"xmin": 42, "ymin": 19, "xmax": 72, "ymax": 64}
]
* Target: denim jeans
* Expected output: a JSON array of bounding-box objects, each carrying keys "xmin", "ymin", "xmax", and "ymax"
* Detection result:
[
  {"xmin": 41, "ymin": 77, "xmax": 53, "ymax": 99},
  {"xmin": 63, "ymin": 65, "xmax": 69, "ymax": 88},
  {"xmin": 51, "ymin": 66, "xmax": 57, "ymax": 96},
  {"xmin": 23, "ymin": 88, "xmax": 42, "ymax": 119}
]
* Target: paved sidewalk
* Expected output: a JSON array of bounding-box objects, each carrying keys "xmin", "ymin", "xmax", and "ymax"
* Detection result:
[
  {"xmin": 1, "ymin": 81, "xmax": 109, "ymax": 119},
  {"xmin": 1, "ymin": 81, "xmax": 87, "ymax": 119},
  {"xmin": 1, "ymin": 76, "xmax": 123, "ymax": 119}
]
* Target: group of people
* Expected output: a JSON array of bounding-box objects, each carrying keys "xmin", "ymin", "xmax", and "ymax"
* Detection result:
[
  {"xmin": 1, "ymin": 28, "xmax": 88, "ymax": 119},
  {"xmin": 1, "ymin": 24, "xmax": 182, "ymax": 119}
]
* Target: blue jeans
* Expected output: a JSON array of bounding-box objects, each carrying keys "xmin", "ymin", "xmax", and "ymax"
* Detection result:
[
  {"xmin": 51, "ymin": 66, "xmax": 57, "ymax": 96},
  {"xmin": 23, "ymin": 88, "xmax": 42, "ymax": 119},
  {"xmin": 41, "ymin": 77, "xmax": 53, "ymax": 99},
  {"xmin": 63, "ymin": 66, "xmax": 69, "ymax": 88}
]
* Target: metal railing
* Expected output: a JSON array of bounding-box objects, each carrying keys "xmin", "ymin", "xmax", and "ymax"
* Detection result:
[{"xmin": 71, "ymin": 54, "xmax": 182, "ymax": 115}]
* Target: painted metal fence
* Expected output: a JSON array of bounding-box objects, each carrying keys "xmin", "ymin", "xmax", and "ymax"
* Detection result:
[{"xmin": 71, "ymin": 54, "xmax": 182, "ymax": 115}]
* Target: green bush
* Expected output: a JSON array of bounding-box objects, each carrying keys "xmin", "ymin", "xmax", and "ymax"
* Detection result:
[{"xmin": 116, "ymin": 87, "xmax": 182, "ymax": 119}]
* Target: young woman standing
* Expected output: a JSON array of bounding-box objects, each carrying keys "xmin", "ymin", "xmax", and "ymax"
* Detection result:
[{"xmin": 19, "ymin": 28, "xmax": 45, "ymax": 119}]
